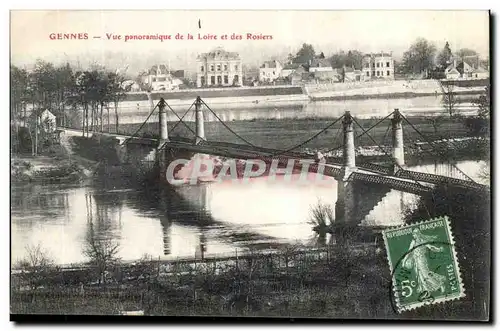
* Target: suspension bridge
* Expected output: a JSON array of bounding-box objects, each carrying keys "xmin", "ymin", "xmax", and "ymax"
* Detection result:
[{"xmin": 58, "ymin": 95, "xmax": 489, "ymax": 226}]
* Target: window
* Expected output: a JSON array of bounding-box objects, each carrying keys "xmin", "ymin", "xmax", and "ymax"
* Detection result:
[
  {"xmin": 217, "ymin": 64, "xmax": 221, "ymax": 71},
  {"xmin": 200, "ymin": 77, "xmax": 205, "ymax": 86},
  {"xmin": 366, "ymin": 71, "xmax": 370, "ymax": 76},
  {"xmin": 224, "ymin": 75, "xmax": 229, "ymax": 84},
  {"xmin": 152, "ymin": 77, "xmax": 157, "ymax": 82},
  {"xmin": 376, "ymin": 63, "xmax": 380, "ymax": 68},
  {"xmin": 365, "ymin": 63, "xmax": 369, "ymax": 68},
  {"xmin": 158, "ymin": 77, "xmax": 166, "ymax": 82},
  {"xmin": 217, "ymin": 76, "xmax": 222, "ymax": 85},
  {"xmin": 210, "ymin": 65, "xmax": 214, "ymax": 72},
  {"xmin": 376, "ymin": 71, "xmax": 379, "ymax": 76},
  {"xmin": 224, "ymin": 64, "xmax": 228, "ymax": 71},
  {"xmin": 233, "ymin": 75, "xmax": 239, "ymax": 85},
  {"xmin": 201, "ymin": 66, "xmax": 204, "ymax": 72},
  {"xmin": 235, "ymin": 65, "xmax": 239, "ymax": 71},
  {"xmin": 210, "ymin": 76, "xmax": 215, "ymax": 85},
  {"xmin": 273, "ymin": 71, "xmax": 275, "ymax": 75},
  {"xmin": 387, "ymin": 71, "xmax": 390, "ymax": 76},
  {"xmin": 386, "ymin": 62, "xmax": 390, "ymax": 67}
]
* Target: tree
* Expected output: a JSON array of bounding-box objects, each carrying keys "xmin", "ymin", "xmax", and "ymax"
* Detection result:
[
  {"xmin": 436, "ymin": 41, "xmax": 453, "ymax": 69},
  {"xmin": 456, "ymin": 48, "xmax": 478, "ymax": 59},
  {"xmin": 83, "ymin": 222, "xmax": 120, "ymax": 286},
  {"xmin": 293, "ymin": 43, "xmax": 315, "ymax": 64},
  {"xmin": 400, "ymin": 38, "xmax": 437, "ymax": 77},
  {"xmin": 328, "ymin": 50, "xmax": 364, "ymax": 69},
  {"xmin": 15, "ymin": 243, "xmax": 55, "ymax": 294},
  {"xmin": 475, "ymin": 84, "xmax": 490, "ymax": 119},
  {"xmin": 442, "ymin": 83, "xmax": 459, "ymax": 117},
  {"xmin": 10, "ymin": 65, "xmax": 29, "ymax": 124}
]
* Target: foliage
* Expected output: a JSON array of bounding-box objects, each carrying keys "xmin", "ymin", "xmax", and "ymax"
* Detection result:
[
  {"xmin": 455, "ymin": 48, "xmax": 478, "ymax": 59},
  {"xmin": 292, "ymin": 43, "xmax": 316, "ymax": 64},
  {"xmin": 475, "ymin": 84, "xmax": 490, "ymax": 119},
  {"xmin": 400, "ymin": 38, "xmax": 437, "ymax": 76},
  {"xmin": 308, "ymin": 201, "xmax": 335, "ymax": 232},
  {"xmin": 14, "ymin": 244, "xmax": 56, "ymax": 291},
  {"xmin": 82, "ymin": 222, "xmax": 121, "ymax": 285},
  {"xmin": 436, "ymin": 41, "xmax": 453, "ymax": 69},
  {"xmin": 441, "ymin": 84, "xmax": 459, "ymax": 117},
  {"xmin": 328, "ymin": 50, "xmax": 364, "ymax": 70}
]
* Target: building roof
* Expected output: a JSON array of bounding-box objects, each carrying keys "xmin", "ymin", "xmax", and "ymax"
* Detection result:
[
  {"xmin": 282, "ymin": 63, "xmax": 302, "ymax": 70},
  {"xmin": 364, "ymin": 52, "xmax": 392, "ymax": 58},
  {"xmin": 261, "ymin": 60, "xmax": 281, "ymax": 69},
  {"xmin": 310, "ymin": 58, "xmax": 331, "ymax": 68},
  {"xmin": 198, "ymin": 47, "xmax": 240, "ymax": 61},
  {"xmin": 149, "ymin": 64, "xmax": 169, "ymax": 75}
]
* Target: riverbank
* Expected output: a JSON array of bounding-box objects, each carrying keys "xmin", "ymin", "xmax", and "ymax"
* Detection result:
[{"xmin": 11, "ymin": 153, "xmax": 93, "ymax": 184}]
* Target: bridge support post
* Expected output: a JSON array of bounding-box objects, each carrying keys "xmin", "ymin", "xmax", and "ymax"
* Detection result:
[
  {"xmin": 391, "ymin": 109, "xmax": 404, "ymax": 173},
  {"xmin": 158, "ymin": 98, "xmax": 169, "ymax": 144},
  {"xmin": 343, "ymin": 111, "xmax": 356, "ymax": 170},
  {"xmin": 195, "ymin": 96, "xmax": 205, "ymax": 145},
  {"xmin": 335, "ymin": 111, "xmax": 357, "ymax": 225}
]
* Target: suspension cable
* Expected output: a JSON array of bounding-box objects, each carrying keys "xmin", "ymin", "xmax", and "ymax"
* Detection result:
[
  {"xmin": 351, "ymin": 117, "xmax": 433, "ymax": 219},
  {"xmin": 400, "ymin": 114, "xmax": 477, "ymax": 183},
  {"xmin": 270, "ymin": 115, "xmax": 345, "ymax": 157},
  {"xmin": 200, "ymin": 98, "xmax": 256, "ymax": 147},
  {"xmin": 322, "ymin": 111, "xmax": 395, "ymax": 155},
  {"xmin": 170, "ymin": 100, "xmax": 197, "ymax": 134},
  {"xmin": 120, "ymin": 102, "xmax": 159, "ymax": 145},
  {"xmin": 322, "ymin": 122, "xmax": 343, "ymax": 156}
]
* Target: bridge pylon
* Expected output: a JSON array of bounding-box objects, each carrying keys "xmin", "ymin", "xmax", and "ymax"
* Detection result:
[
  {"xmin": 158, "ymin": 98, "xmax": 169, "ymax": 145},
  {"xmin": 391, "ymin": 108, "xmax": 404, "ymax": 174},
  {"xmin": 335, "ymin": 111, "xmax": 357, "ymax": 226},
  {"xmin": 195, "ymin": 96, "xmax": 206, "ymax": 145}
]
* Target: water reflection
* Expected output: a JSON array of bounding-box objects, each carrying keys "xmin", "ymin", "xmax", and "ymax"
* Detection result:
[{"xmin": 11, "ymin": 160, "xmax": 485, "ymax": 265}]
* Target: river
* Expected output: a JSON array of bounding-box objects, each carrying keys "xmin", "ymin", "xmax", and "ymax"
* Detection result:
[
  {"xmin": 11, "ymin": 160, "xmax": 486, "ymax": 266},
  {"xmin": 113, "ymin": 95, "xmax": 478, "ymax": 125}
]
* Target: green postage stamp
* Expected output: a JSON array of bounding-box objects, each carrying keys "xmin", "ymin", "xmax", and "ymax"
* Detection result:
[{"xmin": 382, "ymin": 216, "xmax": 465, "ymax": 313}]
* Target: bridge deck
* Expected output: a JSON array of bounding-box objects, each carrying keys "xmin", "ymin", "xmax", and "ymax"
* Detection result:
[{"xmin": 59, "ymin": 128, "xmax": 489, "ymax": 193}]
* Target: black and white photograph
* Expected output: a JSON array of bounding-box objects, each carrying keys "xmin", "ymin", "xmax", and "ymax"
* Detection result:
[{"xmin": 9, "ymin": 9, "xmax": 491, "ymax": 321}]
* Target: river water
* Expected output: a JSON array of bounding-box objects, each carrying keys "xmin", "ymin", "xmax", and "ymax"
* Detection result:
[
  {"xmin": 117, "ymin": 95, "xmax": 478, "ymax": 125},
  {"xmin": 11, "ymin": 159, "xmax": 486, "ymax": 266}
]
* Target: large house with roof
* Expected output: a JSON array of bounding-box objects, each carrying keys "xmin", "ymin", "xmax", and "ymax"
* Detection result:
[
  {"xmin": 196, "ymin": 47, "xmax": 243, "ymax": 87},
  {"xmin": 362, "ymin": 52, "xmax": 395, "ymax": 80},
  {"xmin": 259, "ymin": 60, "xmax": 283, "ymax": 82},
  {"xmin": 308, "ymin": 58, "xmax": 333, "ymax": 73}
]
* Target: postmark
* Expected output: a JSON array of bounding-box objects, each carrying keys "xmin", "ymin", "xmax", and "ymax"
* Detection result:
[{"xmin": 382, "ymin": 216, "xmax": 465, "ymax": 313}]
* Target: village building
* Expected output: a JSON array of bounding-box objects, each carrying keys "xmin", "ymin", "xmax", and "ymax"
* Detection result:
[
  {"xmin": 344, "ymin": 66, "xmax": 363, "ymax": 82},
  {"xmin": 308, "ymin": 58, "xmax": 333, "ymax": 73},
  {"xmin": 362, "ymin": 52, "xmax": 395, "ymax": 80},
  {"xmin": 445, "ymin": 55, "xmax": 489, "ymax": 80},
  {"xmin": 196, "ymin": 47, "xmax": 243, "ymax": 88},
  {"xmin": 259, "ymin": 60, "xmax": 283, "ymax": 82},
  {"xmin": 142, "ymin": 65, "xmax": 183, "ymax": 91}
]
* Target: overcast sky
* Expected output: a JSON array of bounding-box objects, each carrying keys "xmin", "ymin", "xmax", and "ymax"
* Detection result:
[{"xmin": 11, "ymin": 10, "xmax": 489, "ymax": 75}]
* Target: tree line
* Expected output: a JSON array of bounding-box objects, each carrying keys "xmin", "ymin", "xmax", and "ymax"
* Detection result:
[{"xmin": 11, "ymin": 60, "xmax": 128, "ymax": 139}]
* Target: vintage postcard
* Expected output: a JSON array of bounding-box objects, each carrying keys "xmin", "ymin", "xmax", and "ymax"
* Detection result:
[{"xmin": 10, "ymin": 10, "xmax": 491, "ymax": 321}]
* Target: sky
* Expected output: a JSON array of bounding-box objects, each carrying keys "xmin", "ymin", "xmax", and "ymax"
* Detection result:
[{"xmin": 10, "ymin": 10, "xmax": 490, "ymax": 76}]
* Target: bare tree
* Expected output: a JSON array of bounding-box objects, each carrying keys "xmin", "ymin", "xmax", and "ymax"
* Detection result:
[
  {"xmin": 425, "ymin": 115, "xmax": 446, "ymax": 135},
  {"xmin": 83, "ymin": 222, "xmax": 120, "ymax": 286},
  {"xmin": 442, "ymin": 83, "xmax": 459, "ymax": 117},
  {"xmin": 14, "ymin": 243, "xmax": 55, "ymax": 293}
]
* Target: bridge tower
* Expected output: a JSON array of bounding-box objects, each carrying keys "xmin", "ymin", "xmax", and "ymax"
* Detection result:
[
  {"xmin": 158, "ymin": 98, "xmax": 169, "ymax": 145},
  {"xmin": 195, "ymin": 96, "xmax": 206, "ymax": 144},
  {"xmin": 391, "ymin": 109, "xmax": 405, "ymax": 173},
  {"xmin": 335, "ymin": 111, "xmax": 357, "ymax": 225}
]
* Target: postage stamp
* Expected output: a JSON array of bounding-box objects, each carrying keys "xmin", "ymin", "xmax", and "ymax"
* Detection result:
[{"xmin": 382, "ymin": 216, "xmax": 465, "ymax": 313}]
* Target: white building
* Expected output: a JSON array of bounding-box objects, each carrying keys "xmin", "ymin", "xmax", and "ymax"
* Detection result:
[
  {"xmin": 259, "ymin": 60, "xmax": 283, "ymax": 82},
  {"xmin": 196, "ymin": 47, "xmax": 243, "ymax": 88},
  {"xmin": 308, "ymin": 58, "xmax": 333, "ymax": 73},
  {"xmin": 362, "ymin": 52, "xmax": 395, "ymax": 80}
]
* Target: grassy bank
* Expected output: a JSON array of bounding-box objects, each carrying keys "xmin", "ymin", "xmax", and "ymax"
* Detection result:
[{"xmin": 11, "ymin": 155, "xmax": 91, "ymax": 183}]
